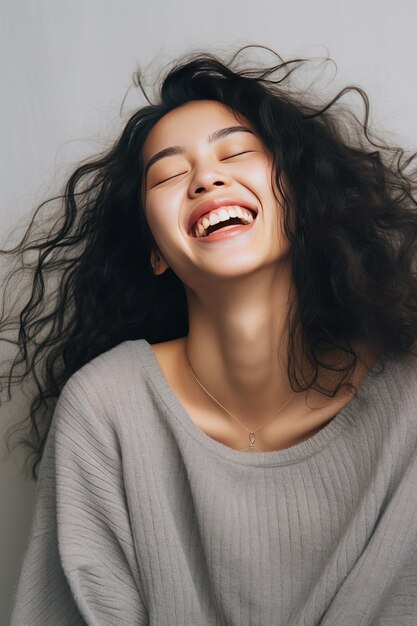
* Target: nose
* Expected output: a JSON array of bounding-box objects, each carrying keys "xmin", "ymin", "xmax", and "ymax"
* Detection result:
[{"xmin": 188, "ymin": 166, "xmax": 232, "ymax": 197}]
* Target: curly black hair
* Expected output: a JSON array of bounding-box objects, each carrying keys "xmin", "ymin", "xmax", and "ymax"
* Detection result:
[{"xmin": 2, "ymin": 45, "xmax": 417, "ymax": 480}]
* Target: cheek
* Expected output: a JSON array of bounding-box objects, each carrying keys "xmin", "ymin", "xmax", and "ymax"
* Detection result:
[
  {"xmin": 252, "ymin": 157, "xmax": 283, "ymax": 202},
  {"xmin": 143, "ymin": 197, "xmax": 182, "ymax": 248},
  {"xmin": 243, "ymin": 153, "xmax": 272, "ymax": 181},
  {"xmin": 245, "ymin": 161, "xmax": 277, "ymax": 197},
  {"xmin": 142, "ymin": 195, "xmax": 162, "ymax": 236},
  {"xmin": 145, "ymin": 203, "xmax": 166, "ymax": 237},
  {"xmin": 146, "ymin": 186, "xmax": 183, "ymax": 226}
]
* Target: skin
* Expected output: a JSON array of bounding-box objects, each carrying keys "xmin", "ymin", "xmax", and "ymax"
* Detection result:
[{"xmin": 140, "ymin": 100, "xmax": 380, "ymax": 451}]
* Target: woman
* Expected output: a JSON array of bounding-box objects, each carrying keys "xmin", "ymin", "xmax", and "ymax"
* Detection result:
[{"xmin": 6, "ymin": 46, "xmax": 417, "ymax": 624}]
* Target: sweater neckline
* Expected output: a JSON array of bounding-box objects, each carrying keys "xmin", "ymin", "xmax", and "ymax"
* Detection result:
[{"xmin": 134, "ymin": 338, "xmax": 388, "ymax": 467}]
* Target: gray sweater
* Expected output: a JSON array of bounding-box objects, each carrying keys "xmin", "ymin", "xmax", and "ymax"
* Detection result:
[{"xmin": 9, "ymin": 339, "xmax": 417, "ymax": 625}]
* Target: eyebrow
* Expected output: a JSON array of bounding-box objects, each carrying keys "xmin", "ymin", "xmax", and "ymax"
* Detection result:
[{"xmin": 144, "ymin": 125, "xmax": 254, "ymax": 178}]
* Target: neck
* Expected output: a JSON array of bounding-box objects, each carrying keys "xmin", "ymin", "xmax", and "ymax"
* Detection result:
[{"xmin": 182, "ymin": 261, "xmax": 305, "ymax": 426}]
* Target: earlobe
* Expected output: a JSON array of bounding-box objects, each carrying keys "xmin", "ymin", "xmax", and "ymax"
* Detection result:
[{"xmin": 150, "ymin": 249, "xmax": 169, "ymax": 275}]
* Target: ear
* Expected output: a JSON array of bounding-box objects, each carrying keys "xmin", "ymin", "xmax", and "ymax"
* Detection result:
[{"xmin": 150, "ymin": 249, "xmax": 169, "ymax": 275}]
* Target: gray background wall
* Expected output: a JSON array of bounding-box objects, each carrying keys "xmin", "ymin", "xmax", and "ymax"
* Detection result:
[{"xmin": 1, "ymin": 0, "xmax": 416, "ymax": 622}]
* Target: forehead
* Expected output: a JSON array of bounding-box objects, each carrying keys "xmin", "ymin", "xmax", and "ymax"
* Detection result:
[{"xmin": 141, "ymin": 100, "xmax": 249, "ymax": 160}]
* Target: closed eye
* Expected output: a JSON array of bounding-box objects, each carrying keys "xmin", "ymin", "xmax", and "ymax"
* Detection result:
[
  {"xmin": 154, "ymin": 172, "xmax": 186, "ymax": 187},
  {"xmin": 152, "ymin": 151, "xmax": 255, "ymax": 186},
  {"xmin": 153, "ymin": 171, "xmax": 188, "ymax": 186},
  {"xmin": 222, "ymin": 150, "xmax": 254, "ymax": 159}
]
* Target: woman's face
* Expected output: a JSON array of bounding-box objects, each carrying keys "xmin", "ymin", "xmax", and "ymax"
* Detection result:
[{"xmin": 141, "ymin": 99, "xmax": 289, "ymax": 286}]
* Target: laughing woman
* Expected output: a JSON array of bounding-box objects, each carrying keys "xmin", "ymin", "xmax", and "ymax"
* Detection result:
[{"xmin": 5, "ymin": 46, "xmax": 417, "ymax": 625}]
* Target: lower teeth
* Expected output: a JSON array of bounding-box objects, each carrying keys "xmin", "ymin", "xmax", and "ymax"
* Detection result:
[
  {"xmin": 210, "ymin": 224, "xmax": 244, "ymax": 234},
  {"xmin": 200, "ymin": 221, "xmax": 250, "ymax": 238}
]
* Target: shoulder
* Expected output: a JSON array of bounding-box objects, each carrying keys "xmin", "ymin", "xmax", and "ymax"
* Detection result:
[
  {"xmin": 387, "ymin": 351, "xmax": 417, "ymax": 430},
  {"xmin": 40, "ymin": 339, "xmax": 158, "ymax": 478},
  {"xmin": 379, "ymin": 351, "xmax": 417, "ymax": 399},
  {"xmin": 57, "ymin": 339, "xmax": 150, "ymax": 425},
  {"xmin": 79, "ymin": 338, "xmax": 146, "ymax": 378},
  {"xmin": 68, "ymin": 339, "xmax": 147, "ymax": 390},
  {"xmin": 369, "ymin": 351, "xmax": 417, "ymax": 441}
]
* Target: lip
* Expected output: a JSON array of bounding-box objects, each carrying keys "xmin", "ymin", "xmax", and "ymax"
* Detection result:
[{"xmin": 187, "ymin": 197, "xmax": 258, "ymax": 235}]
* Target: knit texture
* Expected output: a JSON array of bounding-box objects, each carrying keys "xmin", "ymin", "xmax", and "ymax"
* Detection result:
[{"xmin": 9, "ymin": 339, "xmax": 417, "ymax": 625}]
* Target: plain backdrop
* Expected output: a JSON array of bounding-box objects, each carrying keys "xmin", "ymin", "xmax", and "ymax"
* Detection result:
[{"xmin": 1, "ymin": 0, "xmax": 417, "ymax": 622}]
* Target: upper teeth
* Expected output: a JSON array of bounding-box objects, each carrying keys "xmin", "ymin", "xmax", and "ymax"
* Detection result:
[{"xmin": 193, "ymin": 205, "xmax": 255, "ymax": 237}]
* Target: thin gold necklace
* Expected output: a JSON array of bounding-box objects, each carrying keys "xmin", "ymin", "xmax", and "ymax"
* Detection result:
[{"xmin": 185, "ymin": 350, "xmax": 296, "ymax": 452}]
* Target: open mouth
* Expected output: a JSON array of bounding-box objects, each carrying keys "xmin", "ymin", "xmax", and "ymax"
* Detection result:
[{"xmin": 191, "ymin": 207, "xmax": 257, "ymax": 238}]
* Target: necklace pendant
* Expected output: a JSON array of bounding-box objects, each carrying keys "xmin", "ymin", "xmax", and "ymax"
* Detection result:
[{"xmin": 239, "ymin": 432, "xmax": 259, "ymax": 452}]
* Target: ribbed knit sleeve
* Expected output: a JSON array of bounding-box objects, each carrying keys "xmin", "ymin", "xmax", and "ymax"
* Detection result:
[{"xmin": 9, "ymin": 370, "xmax": 148, "ymax": 626}]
